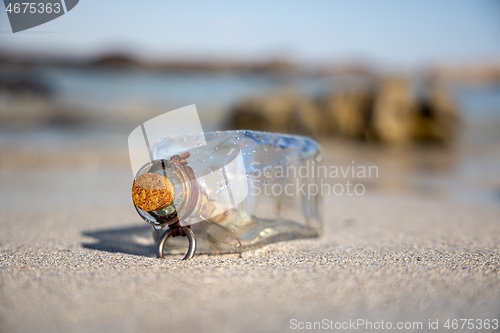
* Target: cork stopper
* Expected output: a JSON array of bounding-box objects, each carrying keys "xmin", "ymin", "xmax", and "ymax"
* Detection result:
[{"xmin": 132, "ymin": 172, "xmax": 174, "ymax": 211}]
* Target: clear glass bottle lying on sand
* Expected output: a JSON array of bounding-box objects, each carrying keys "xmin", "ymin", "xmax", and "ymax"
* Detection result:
[{"xmin": 132, "ymin": 130, "xmax": 322, "ymax": 255}]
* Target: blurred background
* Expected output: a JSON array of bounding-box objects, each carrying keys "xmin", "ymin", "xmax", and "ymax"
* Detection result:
[{"xmin": 0, "ymin": 0, "xmax": 499, "ymax": 210}]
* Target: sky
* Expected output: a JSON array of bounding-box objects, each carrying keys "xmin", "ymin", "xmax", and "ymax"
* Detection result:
[{"xmin": 1, "ymin": 0, "xmax": 500, "ymax": 67}]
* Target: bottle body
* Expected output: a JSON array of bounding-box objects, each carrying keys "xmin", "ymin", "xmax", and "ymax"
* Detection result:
[{"xmin": 147, "ymin": 130, "xmax": 322, "ymax": 254}]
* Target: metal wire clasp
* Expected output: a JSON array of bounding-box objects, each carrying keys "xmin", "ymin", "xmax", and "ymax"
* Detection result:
[{"xmin": 156, "ymin": 226, "xmax": 197, "ymax": 260}]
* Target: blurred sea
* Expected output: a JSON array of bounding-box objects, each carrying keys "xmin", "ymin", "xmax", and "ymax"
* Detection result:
[
  {"xmin": 37, "ymin": 67, "xmax": 500, "ymax": 126},
  {"xmin": 0, "ymin": 68, "xmax": 499, "ymax": 209},
  {"xmin": 40, "ymin": 67, "xmax": 346, "ymax": 130},
  {"xmin": 2, "ymin": 67, "xmax": 499, "ymax": 149}
]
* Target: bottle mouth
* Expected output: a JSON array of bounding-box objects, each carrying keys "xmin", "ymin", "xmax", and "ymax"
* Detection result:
[
  {"xmin": 132, "ymin": 172, "xmax": 174, "ymax": 211},
  {"xmin": 131, "ymin": 157, "xmax": 199, "ymax": 227}
]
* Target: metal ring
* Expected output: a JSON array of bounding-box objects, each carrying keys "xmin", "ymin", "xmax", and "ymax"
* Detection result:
[{"xmin": 156, "ymin": 227, "xmax": 196, "ymax": 260}]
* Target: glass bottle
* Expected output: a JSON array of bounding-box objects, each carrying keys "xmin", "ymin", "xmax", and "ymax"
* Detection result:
[{"xmin": 132, "ymin": 130, "xmax": 322, "ymax": 255}]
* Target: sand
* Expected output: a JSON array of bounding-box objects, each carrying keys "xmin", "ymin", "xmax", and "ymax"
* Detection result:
[
  {"xmin": 0, "ymin": 136, "xmax": 499, "ymax": 332},
  {"xmin": 0, "ymin": 191, "xmax": 499, "ymax": 332}
]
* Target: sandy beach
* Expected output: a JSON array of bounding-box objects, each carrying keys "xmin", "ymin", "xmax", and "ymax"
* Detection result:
[
  {"xmin": 1, "ymin": 132, "xmax": 499, "ymax": 332},
  {"xmin": 1, "ymin": 2, "xmax": 500, "ymax": 331}
]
